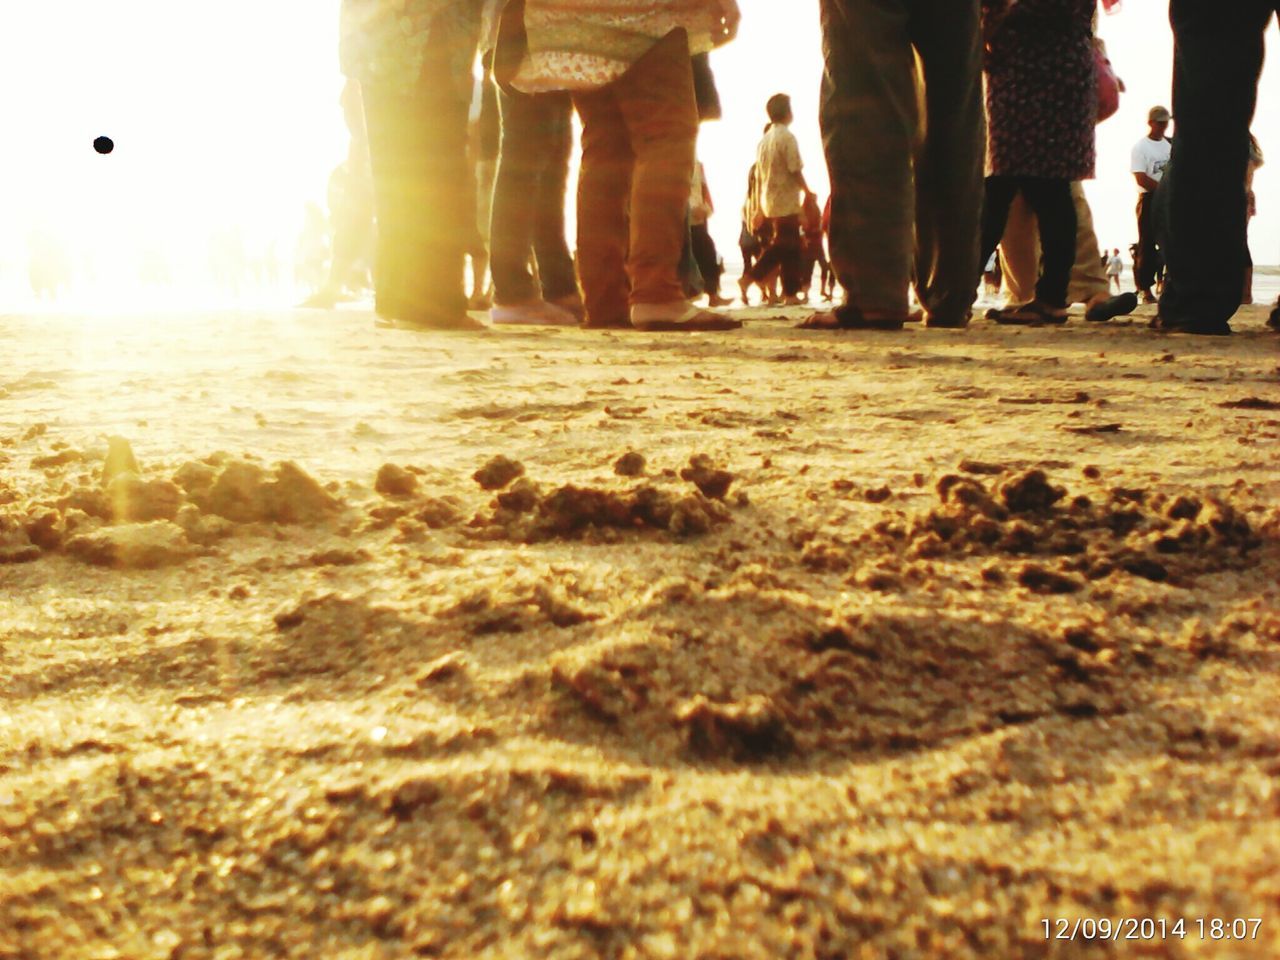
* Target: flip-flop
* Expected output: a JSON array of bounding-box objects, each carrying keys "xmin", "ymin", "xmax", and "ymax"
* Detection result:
[
  {"xmin": 631, "ymin": 310, "xmax": 743, "ymax": 332},
  {"xmin": 1085, "ymin": 292, "xmax": 1139, "ymax": 322},
  {"xmin": 799, "ymin": 309, "xmax": 912, "ymax": 331}
]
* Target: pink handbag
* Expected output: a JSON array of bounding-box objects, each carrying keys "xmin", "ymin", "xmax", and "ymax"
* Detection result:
[{"xmin": 1095, "ymin": 43, "xmax": 1121, "ymax": 123}]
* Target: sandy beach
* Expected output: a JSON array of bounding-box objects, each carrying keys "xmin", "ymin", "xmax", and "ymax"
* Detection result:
[{"xmin": 2, "ymin": 299, "xmax": 1278, "ymax": 959}]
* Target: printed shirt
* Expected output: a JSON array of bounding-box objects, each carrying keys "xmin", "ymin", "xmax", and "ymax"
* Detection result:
[
  {"xmin": 512, "ymin": 0, "xmax": 715, "ymax": 93},
  {"xmin": 756, "ymin": 124, "xmax": 804, "ymax": 219},
  {"xmin": 339, "ymin": 0, "xmax": 484, "ymax": 94}
]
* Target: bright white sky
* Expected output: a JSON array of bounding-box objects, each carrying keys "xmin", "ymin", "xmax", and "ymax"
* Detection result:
[{"xmin": 0, "ymin": 1, "xmax": 1276, "ymax": 304}]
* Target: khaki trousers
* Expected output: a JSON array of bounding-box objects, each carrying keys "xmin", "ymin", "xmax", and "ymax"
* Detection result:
[{"xmin": 1001, "ymin": 182, "xmax": 1110, "ymax": 306}]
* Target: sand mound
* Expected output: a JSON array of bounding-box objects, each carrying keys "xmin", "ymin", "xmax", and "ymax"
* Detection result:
[
  {"xmin": 65, "ymin": 521, "xmax": 197, "ymax": 569},
  {"xmin": 472, "ymin": 478, "xmax": 732, "ymax": 543},
  {"xmin": 879, "ymin": 470, "xmax": 1263, "ymax": 589},
  {"xmin": 184, "ymin": 458, "xmax": 341, "ymax": 525}
]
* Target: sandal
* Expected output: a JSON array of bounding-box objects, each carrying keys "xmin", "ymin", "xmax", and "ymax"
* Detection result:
[
  {"xmin": 631, "ymin": 310, "xmax": 742, "ymax": 332},
  {"xmin": 993, "ymin": 301, "xmax": 1069, "ymax": 326},
  {"xmin": 799, "ymin": 307, "xmax": 915, "ymax": 331}
]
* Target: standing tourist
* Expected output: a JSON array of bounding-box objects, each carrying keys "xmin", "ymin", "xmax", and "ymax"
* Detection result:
[
  {"xmin": 484, "ymin": 2, "xmax": 582, "ymax": 326},
  {"xmin": 977, "ymin": 0, "xmax": 1097, "ymax": 327},
  {"xmin": 1131, "ymin": 106, "xmax": 1173, "ymax": 305},
  {"xmin": 340, "ymin": 0, "xmax": 487, "ymax": 330},
  {"xmin": 689, "ymin": 160, "xmax": 730, "ymax": 307},
  {"xmin": 809, "ymin": 0, "xmax": 984, "ymax": 330},
  {"xmin": 1107, "ymin": 248, "xmax": 1124, "ymax": 293},
  {"xmin": 743, "ymin": 95, "xmax": 814, "ymax": 307},
  {"xmin": 1156, "ymin": 2, "xmax": 1277, "ymax": 335},
  {"xmin": 500, "ymin": 0, "xmax": 743, "ymax": 331}
]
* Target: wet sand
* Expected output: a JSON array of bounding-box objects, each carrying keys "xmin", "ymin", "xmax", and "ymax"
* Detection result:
[{"xmin": 2, "ymin": 301, "xmax": 1279, "ymax": 959}]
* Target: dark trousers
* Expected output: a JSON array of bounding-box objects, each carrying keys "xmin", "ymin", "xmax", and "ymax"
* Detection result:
[
  {"xmin": 1159, "ymin": 0, "xmax": 1277, "ymax": 327},
  {"xmin": 749, "ymin": 216, "xmax": 804, "ymax": 296},
  {"xmin": 820, "ymin": 0, "xmax": 984, "ymax": 322},
  {"xmin": 361, "ymin": 19, "xmax": 476, "ymax": 323},
  {"xmin": 490, "ymin": 89, "xmax": 578, "ymax": 305},
  {"xmin": 980, "ymin": 176, "xmax": 1077, "ymax": 309},
  {"xmin": 690, "ymin": 223, "xmax": 721, "ymax": 297},
  {"xmin": 1134, "ymin": 191, "xmax": 1162, "ymax": 292}
]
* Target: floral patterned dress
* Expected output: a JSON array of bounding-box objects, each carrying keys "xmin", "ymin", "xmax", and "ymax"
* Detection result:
[
  {"xmin": 339, "ymin": 0, "xmax": 484, "ymax": 96},
  {"xmin": 982, "ymin": 0, "xmax": 1097, "ymax": 181},
  {"xmin": 512, "ymin": 0, "xmax": 716, "ymax": 92}
]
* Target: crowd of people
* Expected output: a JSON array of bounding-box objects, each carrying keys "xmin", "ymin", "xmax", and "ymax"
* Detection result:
[{"xmin": 333, "ymin": 0, "xmax": 1280, "ymax": 337}]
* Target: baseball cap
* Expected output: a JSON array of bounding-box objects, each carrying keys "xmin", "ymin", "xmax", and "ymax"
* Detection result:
[{"xmin": 1149, "ymin": 106, "xmax": 1172, "ymax": 123}]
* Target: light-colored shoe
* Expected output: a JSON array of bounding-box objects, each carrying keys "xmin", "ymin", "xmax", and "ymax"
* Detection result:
[
  {"xmin": 490, "ymin": 300, "xmax": 578, "ymax": 327},
  {"xmin": 631, "ymin": 300, "xmax": 742, "ymax": 332}
]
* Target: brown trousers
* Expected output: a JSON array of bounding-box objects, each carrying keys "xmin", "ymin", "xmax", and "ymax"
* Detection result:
[
  {"xmin": 1000, "ymin": 181, "xmax": 1110, "ymax": 306},
  {"xmin": 573, "ymin": 29, "xmax": 699, "ymax": 325}
]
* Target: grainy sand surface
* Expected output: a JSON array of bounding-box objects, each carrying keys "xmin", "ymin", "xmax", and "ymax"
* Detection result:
[{"xmin": 1, "ymin": 300, "xmax": 1278, "ymax": 959}]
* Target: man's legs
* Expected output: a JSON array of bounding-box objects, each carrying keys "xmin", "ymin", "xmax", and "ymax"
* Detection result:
[
  {"xmin": 360, "ymin": 13, "xmax": 476, "ymax": 325},
  {"xmin": 749, "ymin": 216, "xmax": 803, "ymax": 296},
  {"xmin": 819, "ymin": 0, "xmax": 917, "ymax": 317},
  {"xmin": 1135, "ymin": 193, "xmax": 1158, "ymax": 297},
  {"xmin": 612, "ymin": 28, "xmax": 699, "ymax": 312},
  {"xmin": 1159, "ymin": 0, "xmax": 1272, "ymax": 329},
  {"xmin": 1067, "ymin": 183, "xmax": 1111, "ymax": 305},
  {"xmin": 910, "ymin": 0, "xmax": 985, "ymax": 325},
  {"xmin": 573, "ymin": 85, "xmax": 635, "ymax": 326}
]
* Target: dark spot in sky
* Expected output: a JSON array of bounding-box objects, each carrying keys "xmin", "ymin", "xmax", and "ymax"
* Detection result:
[{"xmin": 94, "ymin": 136, "xmax": 114, "ymax": 155}]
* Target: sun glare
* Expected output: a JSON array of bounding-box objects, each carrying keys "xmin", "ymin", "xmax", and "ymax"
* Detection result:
[{"xmin": 0, "ymin": 1, "xmax": 347, "ymax": 314}]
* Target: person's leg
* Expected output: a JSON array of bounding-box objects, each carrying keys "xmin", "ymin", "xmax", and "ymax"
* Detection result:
[
  {"xmin": 573, "ymin": 85, "xmax": 635, "ymax": 327},
  {"xmin": 530, "ymin": 93, "xmax": 580, "ymax": 305},
  {"xmin": 998, "ymin": 193, "xmax": 1040, "ymax": 306},
  {"xmin": 978, "ymin": 175, "xmax": 1021, "ymax": 280},
  {"xmin": 1067, "ymin": 182, "xmax": 1111, "ymax": 306},
  {"xmin": 612, "ymin": 28, "xmax": 700, "ymax": 314},
  {"xmin": 1015, "ymin": 177, "xmax": 1076, "ymax": 310},
  {"xmin": 490, "ymin": 88, "xmax": 544, "ymax": 306},
  {"xmin": 1019, "ymin": 177, "xmax": 1077, "ymax": 310},
  {"xmin": 748, "ymin": 219, "xmax": 785, "ymax": 283},
  {"xmin": 1135, "ymin": 194, "xmax": 1157, "ymax": 297},
  {"xmin": 819, "ymin": 0, "xmax": 917, "ymax": 317},
  {"xmin": 1159, "ymin": 0, "xmax": 1270, "ymax": 330},
  {"xmin": 471, "ymin": 158, "xmax": 496, "ymax": 305},
  {"xmin": 359, "ymin": 13, "xmax": 478, "ymax": 326},
  {"xmin": 910, "ymin": 0, "xmax": 985, "ymax": 325},
  {"xmin": 690, "ymin": 223, "xmax": 722, "ymax": 299},
  {"xmin": 775, "ymin": 216, "xmax": 805, "ymax": 297}
]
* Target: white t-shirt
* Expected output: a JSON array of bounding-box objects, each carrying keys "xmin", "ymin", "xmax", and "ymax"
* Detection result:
[
  {"xmin": 1107, "ymin": 254, "xmax": 1123, "ymax": 277},
  {"xmin": 756, "ymin": 123, "xmax": 804, "ymax": 219},
  {"xmin": 1131, "ymin": 136, "xmax": 1172, "ymax": 192}
]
